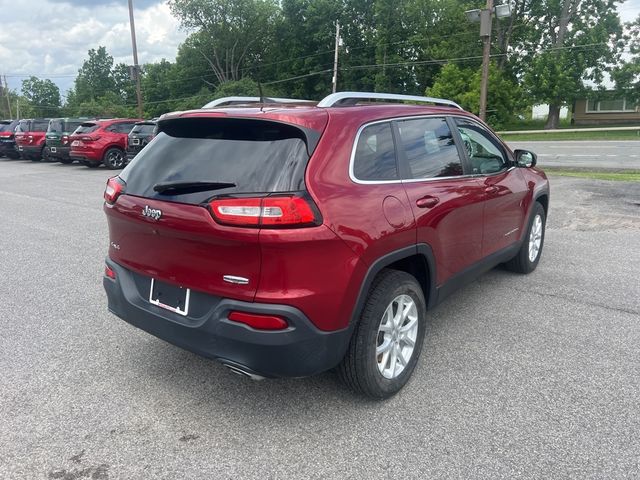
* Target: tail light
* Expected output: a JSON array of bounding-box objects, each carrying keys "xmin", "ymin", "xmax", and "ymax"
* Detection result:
[
  {"xmin": 61, "ymin": 135, "xmax": 69, "ymax": 145},
  {"xmin": 104, "ymin": 176, "xmax": 126, "ymax": 205},
  {"xmin": 81, "ymin": 135, "xmax": 100, "ymax": 142},
  {"xmin": 27, "ymin": 135, "xmax": 33, "ymax": 144},
  {"xmin": 104, "ymin": 264, "xmax": 116, "ymax": 280},
  {"xmin": 228, "ymin": 311, "xmax": 288, "ymax": 330},
  {"xmin": 209, "ymin": 194, "xmax": 320, "ymax": 228}
]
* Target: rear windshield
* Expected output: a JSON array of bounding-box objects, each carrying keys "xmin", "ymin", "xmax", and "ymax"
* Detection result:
[
  {"xmin": 48, "ymin": 120, "xmax": 64, "ymax": 133},
  {"xmin": 130, "ymin": 124, "xmax": 155, "ymax": 135},
  {"xmin": 31, "ymin": 120, "xmax": 49, "ymax": 132},
  {"xmin": 0, "ymin": 122, "xmax": 11, "ymax": 132},
  {"xmin": 16, "ymin": 120, "xmax": 30, "ymax": 132},
  {"xmin": 121, "ymin": 118, "xmax": 311, "ymax": 205},
  {"xmin": 65, "ymin": 121, "xmax": 83, "ymax": 133},
  {"xmin": 74, "ymin": 123, "xmax": 100, "ymax": 134}
]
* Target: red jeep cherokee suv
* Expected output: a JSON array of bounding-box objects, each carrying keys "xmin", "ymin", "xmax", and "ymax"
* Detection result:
[
  {"xmin": 103, "ymin": 93, "xmax": 549, "ymax": 398},
  {"xmin": 70, "ymin": 118, "xmax": 141, "ymax": 169}
]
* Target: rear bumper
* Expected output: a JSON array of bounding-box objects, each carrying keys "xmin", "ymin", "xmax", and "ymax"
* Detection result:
[
  {"xmin": 48, "ymin": 145, "xmax": 71, "ymax": 159},
  {"xmin": 126, "ymin": 147, "xmax": 142, "ymax": 161},
  {"xmin": 18, "ymin": 145, "xmax": 42, "ymax": 156},
  {"xmin": 70, "ymin": 149, "xmax": 101, "ymax": 162},
  {"xmin": 0, "ymin": 141, "xmax": 17, "ymax": 156},
  {"xmin": 103, "ymin": 258, "xmax": 352, "ymax": 378}
]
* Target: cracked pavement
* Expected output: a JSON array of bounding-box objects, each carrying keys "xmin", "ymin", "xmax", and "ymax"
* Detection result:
[{"xmin": 0, "ymin": 159, "xmax": 639, "ymax": 479}]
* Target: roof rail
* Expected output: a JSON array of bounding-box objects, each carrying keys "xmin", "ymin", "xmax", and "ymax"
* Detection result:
[
  {"xmin": 202, "ymin": 96, "xmax": 315, "ymax": 109},
  {"xmin": 317, "ymin": 92, "xmax": 463, "ymax": 110}
]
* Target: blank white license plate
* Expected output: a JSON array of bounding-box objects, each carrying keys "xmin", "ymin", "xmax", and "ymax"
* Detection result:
[
  {"xmin": 18, "ymin": 146, "xmax": 23, "ymax": 151},
  {"xmin": 132, "ymin": 138, "xmax": 140, "ymax": 145},
  {"xmin": 149, "ymin": 278, "xmax": 190, "ymax": 316},
  {"xmin": 50, "ymin": 147, "xmax": 57, "ymax": 153}
]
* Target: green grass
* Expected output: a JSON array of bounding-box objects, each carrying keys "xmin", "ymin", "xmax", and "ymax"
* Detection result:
[
  {"xmin": 500, "ymin": 130, "xmax": 640, "ymax": 141},
  {"xmin": 544, "ymin": 168, "xmax": 640, "ymax": 182}
]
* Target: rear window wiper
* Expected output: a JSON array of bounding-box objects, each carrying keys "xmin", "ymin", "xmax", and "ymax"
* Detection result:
[{"xmin": 153, "ymin": 181, "xmax": 236, "ymax": 195}]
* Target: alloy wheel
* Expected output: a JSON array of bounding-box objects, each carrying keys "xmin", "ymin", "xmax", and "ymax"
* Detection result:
[
  {"xmin": 528, "ymin": 214, "xmax": 543, "ymax": 262},
  {"xmin": 376, "ymin": 294, "xmax": 419, "ymax": 379}
]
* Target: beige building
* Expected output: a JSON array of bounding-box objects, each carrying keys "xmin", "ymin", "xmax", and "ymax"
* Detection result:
[{"xmin": 573, "ymin": 97, "xmax": 640, "ymax": 125}]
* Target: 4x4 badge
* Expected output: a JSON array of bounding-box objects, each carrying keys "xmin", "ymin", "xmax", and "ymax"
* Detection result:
[{"xmin": 142, "ymin": 205, "xmax": 162, "ymax": 221}]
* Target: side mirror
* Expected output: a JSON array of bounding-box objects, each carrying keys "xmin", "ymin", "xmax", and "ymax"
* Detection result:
[{"xmin": 514, "ymin": 149, "xmax": 537, "ymax": 168}]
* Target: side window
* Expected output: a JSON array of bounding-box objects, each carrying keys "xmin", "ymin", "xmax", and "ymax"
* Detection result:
[
  {"xmin": 353, "ymin": 122, "xmax": 398, "ymax": 181},
  {"xmin": 105, "ymin": 125, "xmax": 118, "ymax": 133},
  {"xmin": 396, "ymin": 117, "xmax": 463, "ymax": 179},
  {"xmin": 455, "ymin": 118, "xmax": 508, "ymax": 175}
]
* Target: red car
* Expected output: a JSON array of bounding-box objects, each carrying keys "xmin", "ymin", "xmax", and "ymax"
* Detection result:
[
  {"xmin": 14, "ymin": 119, "xmax": 50, "ymax": 160},
  {"xmin": 103, "ymin": 92, "xmax": 549, "ymax": 398},
  {"xmin": 0, "ymin": 120, "xmax": 20, "ymax": 158},
  {"xmin": 69, "ymin": 118, "xmax": 141, "ymax": 169}
]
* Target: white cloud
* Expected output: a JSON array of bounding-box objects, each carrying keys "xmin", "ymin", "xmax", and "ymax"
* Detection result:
[{"xmin": 0, "ymin": 0, "xmax": 187, "ymax": 95}]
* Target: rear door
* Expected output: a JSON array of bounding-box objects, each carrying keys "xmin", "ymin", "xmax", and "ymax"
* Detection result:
[
  {"xmin": 453, "ymin": 117, "xmax": 528, "ymax": 256},
  {"xmin": 396, "ymin": 116, "xmax": 486, "ymax": 285},
  {"xmin": 108, "ymin": 116, "xmax": 317, "ymax": 301}
]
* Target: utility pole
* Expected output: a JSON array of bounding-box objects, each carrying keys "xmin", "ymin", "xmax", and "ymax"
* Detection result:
[
  {"xmin": 332, "ymin": 21, "xmax": 340, "ymax": 93},
  {"xmin": 2, "ymin": 76, "xmax": 12, "ymax": 118},
  {"xmin": 16, "ymin": 98, "xmax": 20, "ymax": 119},
  {"xmin": 478, "ymin": 0, "xmax": 493, "ymax": 122},
  {"xmin": 128, "ymin": 0, "xmax": 144, "ymax": 118},
  {"xmin": 466, "ymin": 2, "xmax": 510, "ymax": 122}
]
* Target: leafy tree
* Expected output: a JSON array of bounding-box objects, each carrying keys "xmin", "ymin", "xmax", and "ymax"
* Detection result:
[
  {"xmin": 73, "ymin": 46, "xmax": 116, "ymax": 103},
  {"xmin": 428, "ymin": 63, "xmax": 525, "ymax": 128},
  {"xmin": 612, "ymin": 15, "xmax": 640, "ymax": 104},
  {"xmin": 169, "ymin": 0, "xmax": 280, "ymax": 83},
  {"xmin": 520, "ymin": 0, "xmax": 623, "ymax": 129},
  {"xmin": 21, "ymin": 76, "xmax": 61, "ymax": 116}
]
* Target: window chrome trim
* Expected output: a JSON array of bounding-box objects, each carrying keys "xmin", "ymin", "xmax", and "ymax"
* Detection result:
[{"xmin": 349, "ymin": 114, "xmax": 482, "ymax": 185}]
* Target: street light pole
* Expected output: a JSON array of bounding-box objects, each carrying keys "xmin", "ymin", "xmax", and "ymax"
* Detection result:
[
  {"xmin": 128, "ymin": 0, "xmax": 144, "ymax": 118},
  {"xmin": 478, "ymin": 0, "xmax": 493, "ymax": 122}
]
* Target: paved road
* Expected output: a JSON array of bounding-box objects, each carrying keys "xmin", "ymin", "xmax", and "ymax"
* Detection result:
[
  {"xmin": 1, "ymin": 158, "xmax": 639, "ymax": 479},
  {"xmin": 506, "ymin": 140, "xmax": 640, "ymax": 169}
]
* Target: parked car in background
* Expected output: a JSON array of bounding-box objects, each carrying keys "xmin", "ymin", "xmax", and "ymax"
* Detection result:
[
  {"xmin": 0, "ymin": 120, "xmax": 19, "ymax": 159},
  {"xmin": 102, "ymin": 93, "xmax": 549, "ymax": 399},
  {"xmin": 46, "ymin": 118, "xmax": 89, "ymax": 163},
  {"xmin": 14, "ymin": 118, "xmax": 50, "ymax": 160},
  {"xmin": 126, "ymin": 120, "xmax": 157, "ymax": 162},
  {"xmin": 69, "ymin": 118, "xmax": 141, "ymax": 169}
]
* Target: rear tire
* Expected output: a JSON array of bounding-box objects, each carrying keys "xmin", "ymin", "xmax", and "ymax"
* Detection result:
[
  {"xmin": 337, "ymin": 269, "xmax": 427, "ymax": 399},
  {"xmin": 504, "ymin": 202, "xmax": 546, "ymax": 274},
  {"xmin": 103, "ymin": 147, "xmax": 126, "ymax": 169}
]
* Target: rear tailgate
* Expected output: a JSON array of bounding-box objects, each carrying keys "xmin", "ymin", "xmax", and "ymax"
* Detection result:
[
  {"xmin": 106, "ymin": 195, "xmax": 260, "ymax": 300},
  {"xmin": 105, "ymin": 114, "xmax": 326, "ymax": 302}
]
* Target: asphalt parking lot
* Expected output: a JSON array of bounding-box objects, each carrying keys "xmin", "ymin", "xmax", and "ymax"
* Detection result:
[{"xmin": 1, "ymin": 158, "xmax": 639, "ymax": 479}]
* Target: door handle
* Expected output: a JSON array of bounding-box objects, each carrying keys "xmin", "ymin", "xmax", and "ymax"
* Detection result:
[
  {"xmin": 484, "ymin": 185, "xmax": 499, "ymax": 194},
  {"xmin": 416, "ymin": 196, "xmax": 439, "ymax": 208}
]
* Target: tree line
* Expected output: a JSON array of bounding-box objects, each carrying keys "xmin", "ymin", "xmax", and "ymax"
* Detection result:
[{"xmin": 1, "ymin": 0, "xmax": 637, "ymax": 129}]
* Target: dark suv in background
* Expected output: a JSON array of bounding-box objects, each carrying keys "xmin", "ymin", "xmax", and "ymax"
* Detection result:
[
  {"xmin": 0, "ymin": 120, "xmax": 19, "ymax": 158},
  {"xmin": 14, "ymin": 118, "xmax": 50, "ymax": 160},
  {"xmin": 103, "ymin": 92, "xmax": 549, "ymax": 398},
  {"xmin": 46, "ymin": 118, "xmax": 89, "ymax": 163},
  {"xmin": 126, "ymin": 120, "xmax": 157, "ymax": 162}
]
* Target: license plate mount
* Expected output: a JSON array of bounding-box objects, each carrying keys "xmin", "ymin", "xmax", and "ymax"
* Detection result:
[{"xmin": 149, "ymin": 278, "xmax": 190, "ymax": 316}]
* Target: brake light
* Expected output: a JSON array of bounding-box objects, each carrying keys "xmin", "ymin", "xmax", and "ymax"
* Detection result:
[
  {"xmin": 61, "ymin": 135, "xmax": 69, "ymax": 145},
  {"xmin": 228, "ymin": 311, "xmax": 289, "ymax": 330},
  {"xmin": 81, "ymin": 135, "xmax": 100, "ymax": 142},
  {"xmin": 209, "ymin": 194, "xmax": 319, "ymax": 228},
  {"xmin": 104, "ymin": 176, "xmax": 126, "ymax": 205},
  {"xmin": 27, "ymin": 135, "xmax": 33, "ymax": 143}
]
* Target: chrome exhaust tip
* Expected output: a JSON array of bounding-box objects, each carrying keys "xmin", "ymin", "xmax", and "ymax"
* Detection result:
[{"xmin": 221, "ymin": 362, "xmax": 266, "ymax": 381}]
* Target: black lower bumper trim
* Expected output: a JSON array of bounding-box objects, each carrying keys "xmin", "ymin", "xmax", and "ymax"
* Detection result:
[{"xmin": 103, "ymin": 258, "xmax": 352, "ymax": 378}]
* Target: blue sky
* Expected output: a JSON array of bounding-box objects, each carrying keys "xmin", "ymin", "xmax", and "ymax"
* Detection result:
[{"xmin": 1, "ymin": 0, "xmax": 639, "ymax": 100}]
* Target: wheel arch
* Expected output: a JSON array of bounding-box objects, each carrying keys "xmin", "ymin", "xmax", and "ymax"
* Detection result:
[{"xmin": 349, "ymin": 244, "xmax": 438, "ymax": 327}]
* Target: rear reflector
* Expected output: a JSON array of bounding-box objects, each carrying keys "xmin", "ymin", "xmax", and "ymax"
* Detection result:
[
  {"xmin": 104, "ymin": 265, "xmax": 116, "ymax": 279},
  {"xmin": 228, "ymin": 311, "xmax": 289, "ymax": 330},
  {"xmin": 104, "ymin": 176, "xmax": 126, "ymax": 205},
  {"xmin": 209, "ymin": 194, "xmax": 319, "ymax": 228}
]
